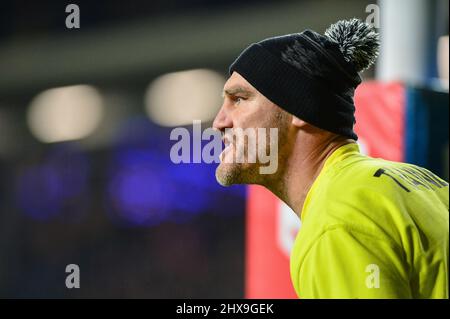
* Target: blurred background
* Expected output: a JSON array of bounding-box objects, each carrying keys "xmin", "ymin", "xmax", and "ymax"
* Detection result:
[{"xmin": 0, "ymin": 0, "xmax": 448, "ymax": 298}]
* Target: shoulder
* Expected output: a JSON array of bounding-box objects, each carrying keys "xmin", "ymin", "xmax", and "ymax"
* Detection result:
[
  {"xmin": 326, "ymin": 154, "xmax": 401, "ymax": 195},
  {"xmin": 302, "ymin": 155, "xmax": 409, "ymax": 250},
  {"xmin": 327, "ymin": 153, "xmax": 448, "ymax": 199},
  {"xmin": 313, "ymin": 154, "xmax": 400, "ymax": 217}
]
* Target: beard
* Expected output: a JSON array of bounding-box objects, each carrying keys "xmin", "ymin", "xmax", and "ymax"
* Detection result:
[
  {"xmin": 215, "ymin": 162, "xmax": 243, "ymax": 187},
  {"xmin": 215, "ymin": 161, "xmax": 260, "ymax": 187},
  {"xmin": 215, "ymin": 141, "xmax": 262, "ymax": 187}
]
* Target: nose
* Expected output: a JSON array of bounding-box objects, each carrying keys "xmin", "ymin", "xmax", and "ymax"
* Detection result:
[{"xmin": 213, "ymin": 103, "xmax": 233, "ymax": 132}]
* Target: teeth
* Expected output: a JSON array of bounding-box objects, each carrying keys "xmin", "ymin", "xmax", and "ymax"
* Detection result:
[
  {"xmin": 223, "ymin": 136, "xmax": 231, "ymax": 147},
  {"xmin": 220, "ymin": 143, "xmax": 232, "ymax": 162}
]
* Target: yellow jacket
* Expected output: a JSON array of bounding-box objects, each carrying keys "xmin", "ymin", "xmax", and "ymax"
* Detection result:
[{"xmin": 290, "ymin": 143, "xmax": 449, "ymax": 298}]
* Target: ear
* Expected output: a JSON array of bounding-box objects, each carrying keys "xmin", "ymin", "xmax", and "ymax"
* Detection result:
[{"xmin": 291, "ymin": 116, "xmax": 308, "ymax": 128}]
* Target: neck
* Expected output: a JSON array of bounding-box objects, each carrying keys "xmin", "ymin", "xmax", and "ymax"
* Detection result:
[{"xmin": 265, "ymin": 132, "xmax": 354, "ymax": 219}]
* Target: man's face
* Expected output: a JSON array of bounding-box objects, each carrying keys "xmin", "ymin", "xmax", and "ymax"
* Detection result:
[{"xmin": 213, "ymin": 72, "xmax": 291, "ymax": 186}]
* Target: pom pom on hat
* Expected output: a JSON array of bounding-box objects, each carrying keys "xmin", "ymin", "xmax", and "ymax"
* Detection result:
[{"xmin": 324, "ymin": 18, "xmax": 380, "ymax": 72}]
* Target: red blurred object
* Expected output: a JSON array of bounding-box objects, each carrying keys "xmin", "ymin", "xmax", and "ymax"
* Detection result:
[
  {"xmin": 245, "ymin": 185, "xmax": 298, "ymax": 298},
  {"xmin": 354, "ymin": 81, "xmax": 405, "ymax": 162}
]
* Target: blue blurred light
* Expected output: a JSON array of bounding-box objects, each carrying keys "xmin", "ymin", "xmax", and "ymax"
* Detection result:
[
  {"xmin": 106, "ymin": 116, "xmax": 246, "ymax": 227},
  {"xmin": 14, "ymin": 143, "xmax": 90, "ymax": 221},
  {"xmin": 106, "ymin": 148, "xmax": 213, "ymax": 226},
  {"xmin": 107, "ymin": 160, "xmax": 171, "ymax": 226},
  {"xmin": 15, "ymin": 164, "xmax": 61, "ymax": 221}
]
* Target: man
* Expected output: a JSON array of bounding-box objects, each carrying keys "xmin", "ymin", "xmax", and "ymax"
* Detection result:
[{"xmin": 213, "ymin": 19, "xmax": 449, "ymax": 298}]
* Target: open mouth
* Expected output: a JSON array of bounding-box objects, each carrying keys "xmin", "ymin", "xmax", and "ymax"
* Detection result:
[
  {"xmin": 220, "ymin": 136, "xmax": 233, "ymax": 162},
  {"xmin": 223, "ymin": 135, "xmax": 231, "ymax": 147}
]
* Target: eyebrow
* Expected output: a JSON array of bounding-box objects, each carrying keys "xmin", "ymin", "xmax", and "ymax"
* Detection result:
[{"xmin": 222, "ymin": 86, "xmax": 253, "ymax": 98}]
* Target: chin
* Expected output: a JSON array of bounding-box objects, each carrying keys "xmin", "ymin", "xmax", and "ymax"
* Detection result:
[
  {"xmin": 215, "ymin": 162, "xmax": 260, "ymax": 187},
  {"xmin": 215, "ymin": 162, "xmax": 240, "ymax": 187}
]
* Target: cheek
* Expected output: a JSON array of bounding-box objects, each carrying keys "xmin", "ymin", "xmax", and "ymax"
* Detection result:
[{"xmin": 233, "ymin": 101, "xmax": 269, "ymax": 128}]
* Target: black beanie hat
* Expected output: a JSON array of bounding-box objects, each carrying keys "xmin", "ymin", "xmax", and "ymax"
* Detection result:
[{"xmin": 229, "ymin": 18, "xmax": 380, "ymax": 141}]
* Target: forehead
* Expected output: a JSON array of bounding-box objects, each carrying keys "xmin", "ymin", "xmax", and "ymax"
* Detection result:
[{"xmin": 223, "ymin": 72, "xmax": 256, "ymax": 92}]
